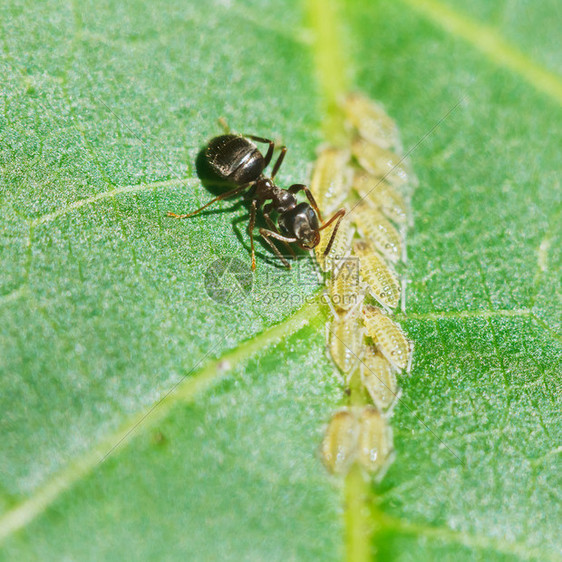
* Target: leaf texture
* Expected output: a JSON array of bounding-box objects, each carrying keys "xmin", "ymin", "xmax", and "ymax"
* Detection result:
[{"xmin": 0, "ymin": 0, "xmax": 560, "ymax": 560}]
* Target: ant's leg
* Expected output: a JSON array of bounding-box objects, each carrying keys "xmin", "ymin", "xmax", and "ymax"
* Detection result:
[
  {"xmin": 289, "ymin": 184, "xmax": 323, "ymax": 221},
  {"xmin": 248, "ymin": 199, "xmax": 258, "ymax": 271},
  {"xmin": 245, "ymin": 135, "xmax": 275, "ymax": 168},
  {"xmin": 259, "ymin": 228, "xmax": 297, "ymax": 268},
  {"xmin": 263, "ymin": 203, "xmax": 296, "ymax": 258},
  {"xmin": 270, "ymin": 146, "xmax": 287, "ymax": 179},
  {"xmin": 218, "ymin": 117, "xmax": 230, "ymax": 133},
  {"xmin": 245, "ymin": 135, "xmax": 287, "ymax": 177},
  {"xmin": 166, "ymin": 184, "xmax": 248, "ymax": 219},
  {"xmin": 318, "ymin": 208, "xmax": 346, "ymax": 256}
]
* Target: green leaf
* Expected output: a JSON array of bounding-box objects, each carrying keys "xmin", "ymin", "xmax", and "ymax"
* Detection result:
[{"xmin": 1, "ymin": 0, "xmax": 561, "ymax": 560}]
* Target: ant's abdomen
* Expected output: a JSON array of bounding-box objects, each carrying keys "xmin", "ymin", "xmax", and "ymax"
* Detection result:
[{"xmin": 205, "ymin": 135, "xmax": 265, "ymax": 185}]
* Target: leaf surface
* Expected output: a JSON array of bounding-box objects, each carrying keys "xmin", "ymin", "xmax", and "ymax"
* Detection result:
[{"xmin": 0, "ymin": 0, "xmax": 560, "ymax": 560}]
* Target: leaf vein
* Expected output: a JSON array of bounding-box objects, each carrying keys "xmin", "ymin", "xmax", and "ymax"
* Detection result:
[
  {"xmin": 401, "ymin": 0, "xmax": 562, "ymax": 104},
  {"xmin": 30, "ymin": 178, "xmax": 194, "ymax": 227},
  {"xmin": 398, "ymin": 308, "xmax": 532, "ymax": 321},
  {"xmin": 377, "ymin": 510, "xmax": 562, "ymax": 562},
  {"xmin": 0, "ymin": 300, "xmax": 321, "ymax": 544}
]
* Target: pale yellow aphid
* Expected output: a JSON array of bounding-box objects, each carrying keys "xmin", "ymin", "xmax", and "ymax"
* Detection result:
[
  {"xmin": 328, "ymin": 258, "xmax": 362, "ymax": 312},
  {"xmin": 322, "ymin": 407, "xmax": 393, "ymax": 476},
  {"xmin": 342, "ymin": 93, "xmax": 400, "ymax": 150},
  {"xmin": 315, "ymin": 214, "xmax": 354, "ymax": 273},
  {"xmin": 352, "ymin": 138, "xmax": 411, "ymax": 188},
  {"xmin": 362, "ymin": 305, "xmax": 412, "ymax": 371},
  {"xmin": 356, "ymin": 406, "xmax": 394, "ymax": 475},
  {"xmin": 353, "ymin": 170, "xmax": 408, "ymax": 226},
  {"xmin": 361, "ymin": 346, "xmax": 399, "ymax": 411},
  {"xmin": 353, "ymin": 240, "xmax": 400, "ymax": 310},
  {"xmin": 328, "ymin": 305, "xmax": 363, "ymax": 373},
  {"xmin": 352, "ymin": 200, "xmax": 402, "ymax": 264},
  {"xmin": 310, "ymin": 147, "xmax": 353, "ymax": 215},
  {"xmin": 321, "ymin": 409, "xmax": 359, "ymax": 475}
]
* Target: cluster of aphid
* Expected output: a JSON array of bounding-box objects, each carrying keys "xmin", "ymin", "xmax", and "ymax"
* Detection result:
[
  {"xmin": 165, "ymin": 94, "xmax": 414, "ymax": 478},
  {"xmin": 312, "ymin": 93, "xmax": 417, "ymax": 478}
]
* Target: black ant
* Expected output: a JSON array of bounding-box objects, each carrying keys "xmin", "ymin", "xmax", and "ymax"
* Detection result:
[{"xmin": 167, "ymin": 133, "xmax": 345, "ymax": 270}]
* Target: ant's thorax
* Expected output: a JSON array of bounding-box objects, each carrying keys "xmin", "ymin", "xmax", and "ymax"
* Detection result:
[{"xmin": 254, "ymin": 177, "xmax": 298, "ymax": 213}]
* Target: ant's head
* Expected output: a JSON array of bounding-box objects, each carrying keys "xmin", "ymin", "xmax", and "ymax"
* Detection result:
[
  {"xmin": 278, "ymin": 202, "xmax": 320, "ymax": 249},
  {"xmin": 299, "ymin": 227, "xmax": 321, "ymax": 249}
]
